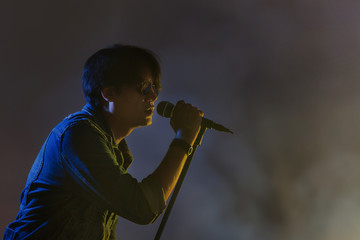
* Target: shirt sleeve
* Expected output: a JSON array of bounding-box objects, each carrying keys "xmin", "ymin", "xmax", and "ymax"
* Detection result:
[
  {"xmin": 139, "ymin": 174, "xmax": 166, "ymax": 218},
  {"xmin": 60, "ymin": 121, "xmax": 166, "ymax": 225}
]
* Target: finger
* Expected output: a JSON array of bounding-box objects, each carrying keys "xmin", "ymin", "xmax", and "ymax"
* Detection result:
[
  {"xmin": 173, "ymin": 100, "xmax": 185, "ymax": 114},
  {"xmin": 176, "ymin": 100, "xmax": 185, "ymax": 105}
]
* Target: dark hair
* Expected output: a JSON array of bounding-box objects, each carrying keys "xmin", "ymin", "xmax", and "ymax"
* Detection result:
[{"xmin": 82, "ymin": 44, "xmax": 161, "ymax": 108}]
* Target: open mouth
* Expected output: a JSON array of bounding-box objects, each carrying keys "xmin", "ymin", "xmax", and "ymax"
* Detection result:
[{"xmin": 145, "ymin": 106, "xmax": 155, "ymax": 115}]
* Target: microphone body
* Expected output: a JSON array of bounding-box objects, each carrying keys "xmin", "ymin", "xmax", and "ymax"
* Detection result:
[{"xmin": 156, "ymin": 101, "xmax": 233, "ymax": 134}]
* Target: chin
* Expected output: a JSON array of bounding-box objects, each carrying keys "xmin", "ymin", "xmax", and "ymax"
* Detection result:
[
  {"xmin": 139, "ymin": 116, "xmax": 152, "ymax": 127},
  {"xmin": 145, "ymin": 118, "xmax": 153, "ymax": 126}
]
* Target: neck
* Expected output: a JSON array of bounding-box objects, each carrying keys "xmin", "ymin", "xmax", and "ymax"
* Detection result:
[{"xmin": 101, "ymin": 107, "xmax": 134, "ymax": 145}]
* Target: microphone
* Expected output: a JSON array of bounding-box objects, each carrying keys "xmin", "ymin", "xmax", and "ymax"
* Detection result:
[{"xmin": 156, "ymin": 101, "xmax": 234, "ymax": 134}]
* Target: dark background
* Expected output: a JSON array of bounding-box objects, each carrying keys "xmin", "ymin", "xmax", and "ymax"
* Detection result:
[{"xmin": 1, "ymin": 1, "xmax": 360, "ymax": 239}]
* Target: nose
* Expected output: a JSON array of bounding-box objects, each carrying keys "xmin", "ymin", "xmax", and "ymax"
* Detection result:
[{"xmin": 145, "ymin": 85, "xmax": 158, "ymax": 102}]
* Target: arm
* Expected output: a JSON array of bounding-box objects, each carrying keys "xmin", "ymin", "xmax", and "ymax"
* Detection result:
[
  {"xmin": 61, "ymin": 121, "xmax": 165, "ymax": 224},
  {"xmin": 152, "ymin": 101, "xmax": 204, "ymax": 201}
]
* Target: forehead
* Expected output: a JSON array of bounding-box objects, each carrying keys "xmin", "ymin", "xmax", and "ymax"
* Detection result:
[
  {"xmin": 111, "ymin": 59, "xmax": 160, "ymax": 88},
  {"xmin": 133, "ymin": 66, "xmax": 154, "ymax": 84}
]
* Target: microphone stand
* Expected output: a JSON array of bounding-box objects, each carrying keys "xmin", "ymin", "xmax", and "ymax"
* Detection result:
[{"xmin": 154, "ymin": 126, "xmax": 207, "ymax": 240}]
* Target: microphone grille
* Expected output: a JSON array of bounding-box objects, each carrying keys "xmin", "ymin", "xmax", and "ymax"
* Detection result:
[{"xmin": 156, "ymin": 101, "xmax": 174, "ymax": 118}]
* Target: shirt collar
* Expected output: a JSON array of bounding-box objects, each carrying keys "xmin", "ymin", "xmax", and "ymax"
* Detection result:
[
  {"xmin": 81, "ymin": 103, "xmax": 134, "ymax": 169},
  {"xmin": 81, "ymin": 103, "xmax": 117, "ymax": 146}
]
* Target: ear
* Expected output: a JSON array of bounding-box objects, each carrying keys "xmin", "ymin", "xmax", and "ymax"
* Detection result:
[{"xmin": 101, "ymin": 86, "xmax": 117, "ymax": 102}]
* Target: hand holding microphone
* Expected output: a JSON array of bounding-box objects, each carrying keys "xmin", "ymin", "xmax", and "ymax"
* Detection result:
[
  {"xmin": 167, "ymin": 100, "xmax": 204, "ymax": 146},
  {"xmin": 157, "ymin": 101, "xmax": 234, "ymax": 135}
]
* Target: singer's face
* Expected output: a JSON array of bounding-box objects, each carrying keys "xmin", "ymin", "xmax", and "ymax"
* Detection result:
[{"xmin": 110, "ymin": 67, "xmax": 158, "ymax": 129}]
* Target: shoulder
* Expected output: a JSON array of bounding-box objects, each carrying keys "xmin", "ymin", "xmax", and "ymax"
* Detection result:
[{"xmin": 53, "ymin": 111, "xmax": 108, "ymax": 142}]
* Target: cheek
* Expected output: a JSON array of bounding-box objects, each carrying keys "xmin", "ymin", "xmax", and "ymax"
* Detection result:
[
  {"xmin": 113, "ymin": 87, "xmax": 145, "ymax": 117},
  {"xmin": 119, "ymin": 96, "xmax": 144, "ymax": 115}
]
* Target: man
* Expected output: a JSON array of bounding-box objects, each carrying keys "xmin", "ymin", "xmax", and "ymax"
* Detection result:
[{"xmin": 4, "ymin": 44, "xmax": 203, "ymax": 239}]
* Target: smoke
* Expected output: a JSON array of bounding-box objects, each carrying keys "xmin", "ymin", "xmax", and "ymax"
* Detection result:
[{"xmin": 1, "ymin": 0, "xmax": 360, "ymax": 239}]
